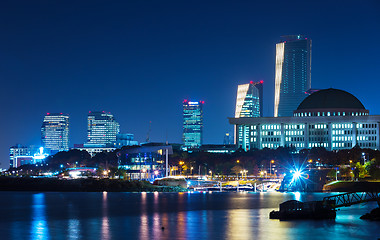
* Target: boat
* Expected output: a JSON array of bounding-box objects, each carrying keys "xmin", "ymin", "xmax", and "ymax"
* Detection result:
[{"xmin": 269, "ymin": 200, "xmax": 336, "ymax": 220}]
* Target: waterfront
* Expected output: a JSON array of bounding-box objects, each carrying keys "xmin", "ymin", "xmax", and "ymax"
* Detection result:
[{"xmin": 0, "ymin": 192, "xmax": 379, "ymax": 240}]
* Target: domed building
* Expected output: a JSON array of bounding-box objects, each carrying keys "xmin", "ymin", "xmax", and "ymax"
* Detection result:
[
  {"xmin": 230, "ymin": 88, "xmax": 379, "ymax": 151},
  {"xmin": 294, "ymin": 88, "xmax": 369, "ymax": 117}
]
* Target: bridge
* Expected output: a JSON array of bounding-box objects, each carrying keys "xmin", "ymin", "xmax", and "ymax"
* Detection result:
[{"xmin": 323, "ymin": 191, "xmax": 380, "ymax": 208}]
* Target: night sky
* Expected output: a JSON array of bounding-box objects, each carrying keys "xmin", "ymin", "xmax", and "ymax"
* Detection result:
[{"xmin": 1, "ymin": 1, "xmax": 379, "ymax": 168}]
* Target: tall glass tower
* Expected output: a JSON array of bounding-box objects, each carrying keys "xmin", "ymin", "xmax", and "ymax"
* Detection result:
[
  {"xmin": 183, "ymin": 100, "xmax": 204, "ymax": 150},
  {"xmin": 87, "ymin": 111, "xmax": 120, "ymax": 146},
  {"xmin": 235, "ymin": 80, "xmax": 263, "ymax": 118},
  {"xmin": 234, "ymin": 81, "xmax": 263, "ymax": 150},
  {"xmin": 274, "ymin": 35, "xmax": 311, "ymax": 117},
  {"xmin": 41, "ymin": 113, "xmax": 69, "ymax": 153}
]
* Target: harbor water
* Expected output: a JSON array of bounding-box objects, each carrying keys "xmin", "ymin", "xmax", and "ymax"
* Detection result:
[{"xmin": 0, "ymin": 191, "xmax": 379, "ymax": 240}]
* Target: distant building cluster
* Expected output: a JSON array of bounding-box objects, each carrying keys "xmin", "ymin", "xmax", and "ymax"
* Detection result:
[{"xmin": 10, "ymin": 111, "xmax": 138, "ymax": 168}]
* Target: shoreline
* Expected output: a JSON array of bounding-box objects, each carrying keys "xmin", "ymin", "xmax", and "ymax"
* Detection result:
[{"xmin": 0, "ymin": 177, "xmax": 187, "ymax": 192}]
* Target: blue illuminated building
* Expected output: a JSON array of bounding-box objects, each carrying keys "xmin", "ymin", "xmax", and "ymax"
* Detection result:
[
  {"xmin": 182, "ymin": 100, "xmax": 204, "ymax": 150},
  {"xmin": 274, "ymin": 35, "xmax": 312, "ymax": 117},
  {"xmin": 235, "ymin": 80, "xmax": 263, "ymax": 118},
  {"xmin": 87, "ymin": 111, "xmax": 120, "ymax": 147},
  {"xmin": 117, "ymin": 144, "xmax": 173, "ymax": 180},
  {"xmin": 231, "ymin": 88, "xmax": 379, "ymax": 151},
  {"xmin": 41, "ymin": 113, "xmax": 69, "ymax": 154}
]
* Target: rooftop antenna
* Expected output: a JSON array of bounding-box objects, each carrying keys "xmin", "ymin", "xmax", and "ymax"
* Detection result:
[{"xmin": 146, "ymin": 121, "xmax": 151, "ymax": 142}]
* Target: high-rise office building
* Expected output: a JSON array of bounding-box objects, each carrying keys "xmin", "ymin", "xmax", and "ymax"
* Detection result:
[
  {"xmin": 41, "ymin": 113, "xmax": 69, "ymax": 153},
  {"xmin": 87, "ymin": 111, "xmax": 120, "ymax": 146},
  {"xmin": 183, "ymin": 100, "xmax": 204, "ymax": 150},
  {"xmin": 274, "ymin": 35, "xmax": 311, "ymax": 117},
  {"xmin": 235, "ymin": 81, "xmax": 263, "ymax": 149},
  {"xmin": 235, "ymin": 80, "xmax": 263, "ymax": 118}
]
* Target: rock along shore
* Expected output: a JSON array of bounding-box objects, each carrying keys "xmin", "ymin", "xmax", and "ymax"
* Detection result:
[{"xmin": 0, "ymin": 177, "xmax": 188, "ymax": 192}]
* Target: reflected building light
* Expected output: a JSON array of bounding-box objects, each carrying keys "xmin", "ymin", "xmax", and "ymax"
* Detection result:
[
  {"xmin": 67, "ymin": 198, "xmax": 81, "ymax": 240},
  {"xmin": 101, "ymin": 192, "xmax": 111, "ymax": 240},
  {"xmin": 293, "ymin": 192, "xmax": 301, "ymax": 201},
  {"xmin": 226, "ymin": 210, "xmax": 252, "ymax": 239},
  {"xmin": 31, "ymin": 193, "xmax": 50, "ymax": 240}
]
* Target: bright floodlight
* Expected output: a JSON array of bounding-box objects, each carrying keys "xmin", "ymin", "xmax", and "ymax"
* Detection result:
[{"xmin": 293, "ymin": 170, "xmax": 301, "ymax": 179}]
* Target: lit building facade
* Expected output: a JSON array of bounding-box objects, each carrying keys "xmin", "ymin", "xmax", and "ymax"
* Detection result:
[
  {"xmin": 183, "ymin": 100, "xmax": 204, "ymax": 150},
  {"xmin": 235, "ymin": 80, "xmax": 263, "ymax": 118},
  {"xmin": 9, "ymin": 144, "xmax": 31, "ymax": 168},
  {"xmin": 87, "ymin": 111, "xmax": 120, "ymax": 146},
  {"xmin": 274, "ymin": 35, "xmax": 311, "ymax": 117},
  {"xmin": 114, "ymin": 133, "xmax": 139, "ymax": 148},
  {"xmin": 74, "ymin": 144, "xmax": 116, "ymax": 157},
  {"xmin": 9, "ymin": 145, "xmax": 49, "ymax": 168},
  {"xmin": 231, "ymin": 89, "xmax": 379, "ymax": 151},
  {"xmin": 41, "ymin": 113, "xmax": 69, "ymax": 153}
]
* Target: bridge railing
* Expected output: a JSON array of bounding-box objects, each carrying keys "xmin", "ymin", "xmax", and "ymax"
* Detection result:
[{"xmin": 323, "ymin": 192, "xmax": 380, "ymax": 208}]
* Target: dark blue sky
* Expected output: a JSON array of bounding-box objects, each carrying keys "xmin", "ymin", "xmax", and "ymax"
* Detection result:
[{"xmin": 1, "ymin": 1, "xmax": 379, "ymax": 168}]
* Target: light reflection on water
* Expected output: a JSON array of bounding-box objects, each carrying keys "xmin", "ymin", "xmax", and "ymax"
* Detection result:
[
  {"xmin": 101, "ymin": 192, "xmax": 111, "ymax": 240},
  {"xmin": 30, "ymin": 193, "xmax": 50, "ymax": 240},
  {"xmin": 0, "ymin": 192, "xmax": 379, "ymax": 240}
]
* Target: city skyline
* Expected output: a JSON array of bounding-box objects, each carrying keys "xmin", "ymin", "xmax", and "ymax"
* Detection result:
[{"xmin": 1, "ymin": 1, "xmax": 379, "ymax": 168}]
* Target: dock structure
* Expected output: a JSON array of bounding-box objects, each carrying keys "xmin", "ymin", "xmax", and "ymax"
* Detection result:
[
  {"xmin": 270, "ymin": 191, "xmax": 380, "ymax": 220},
  {"xmin": 323, "ymin": 191, "xmax": 380, "ymax": 208}
]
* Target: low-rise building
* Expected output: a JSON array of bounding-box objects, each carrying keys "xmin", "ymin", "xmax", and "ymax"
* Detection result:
[{"xmin": 230, "ymin": 88, "xmax": 380, "ymax": 151}]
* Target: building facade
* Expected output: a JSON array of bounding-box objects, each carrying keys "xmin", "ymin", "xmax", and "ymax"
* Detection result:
[
  {"xmin": 9, "ymin": 145, "xmax": 49, "ymax": 168},
  {"xmin": 114, "ymin": 133, "xmax": 138, "ymax": 148},
  {"xmin": 235, "ymin": 80, "xmax": 263, "ymax": 118},
  {"xmin": 87, "ymin": 111, "xmax": 120, "ymax": 146},
  {"xmin": 183, "ymin": 100, "xmax": 204, "ymax": 150},
  {"xmin": 74, "ymin": 144, "xmax": 116, "ymax": 157},
  {"xmin": 9, "ymin": 144, "xmax": 31, "ymax": 168},
  {"xmin": 231, "ymin": 89, "xmax": 379, "ymax": 151},
  {"xmin": 274, "ymin": 35, "xmax": 312, "ymax": 117},
  {"xmin": 41, "ymin": 113, "xmax": 69, "ymax": 153}
]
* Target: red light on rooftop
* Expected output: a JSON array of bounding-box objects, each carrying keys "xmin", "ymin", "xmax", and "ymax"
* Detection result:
[
  {"xmin": 47, "ymin": 113, "xmax": 50, "ymax": 115},
  {"xmin": 250, "ymin": 81, "xmax": 253, "ymax": 84},
  {"xmin": 260, "ymin": 80, "xmax": 264, "ymax": 84},
  {"xmin": 183, "ymin": 99, "xmax": 188, "ymax": 103},
  {"xmin": 201, "ymin": 101, "xmax": 205, "ymax": 104}
]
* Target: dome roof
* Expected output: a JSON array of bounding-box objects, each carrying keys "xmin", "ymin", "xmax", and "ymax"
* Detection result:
[{"xmin": 297, "ymin": 88, "xmax": 365, "ymax": 110}]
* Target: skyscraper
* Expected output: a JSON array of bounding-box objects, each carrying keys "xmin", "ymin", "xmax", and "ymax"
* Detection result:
[
  {"xmin": 235, "ymin": 80, "xmax": 263, "ymax": 118},
  {"xmin": 183, "ymin": 100, "xmax": 204, "ymax": 150},
  {"xmin": 274, "ymin": 35, "xmax": 311, "ymax": 117},
  {"xmin": 41, "ymin": 113, "xmax": 69, "ymax": 153},
  {"xmin": 87, "ymin": 111, "xmax": 120, "ymax": 146}
]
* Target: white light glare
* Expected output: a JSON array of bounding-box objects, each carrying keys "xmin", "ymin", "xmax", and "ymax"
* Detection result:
[{"xmin": 293, "ymin": 170, "xmax": 301, "ymax": 179}]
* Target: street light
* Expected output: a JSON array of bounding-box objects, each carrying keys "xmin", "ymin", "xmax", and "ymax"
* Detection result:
[
  {"xmin": 270, "ymin": 160, "xmax": 274, "ymax": 175},
  {"xmin": 236, "ymin": 160, "xmax": 240, "ymax": 164},
  {"xmin": 179, "ymin": 161, "xmax": 184, "ymax": 175}
]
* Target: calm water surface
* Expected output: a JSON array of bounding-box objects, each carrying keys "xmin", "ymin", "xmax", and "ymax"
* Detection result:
[{"xmin": 0, "ymin": 191, "xmax": 379, "ymax": 240}]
